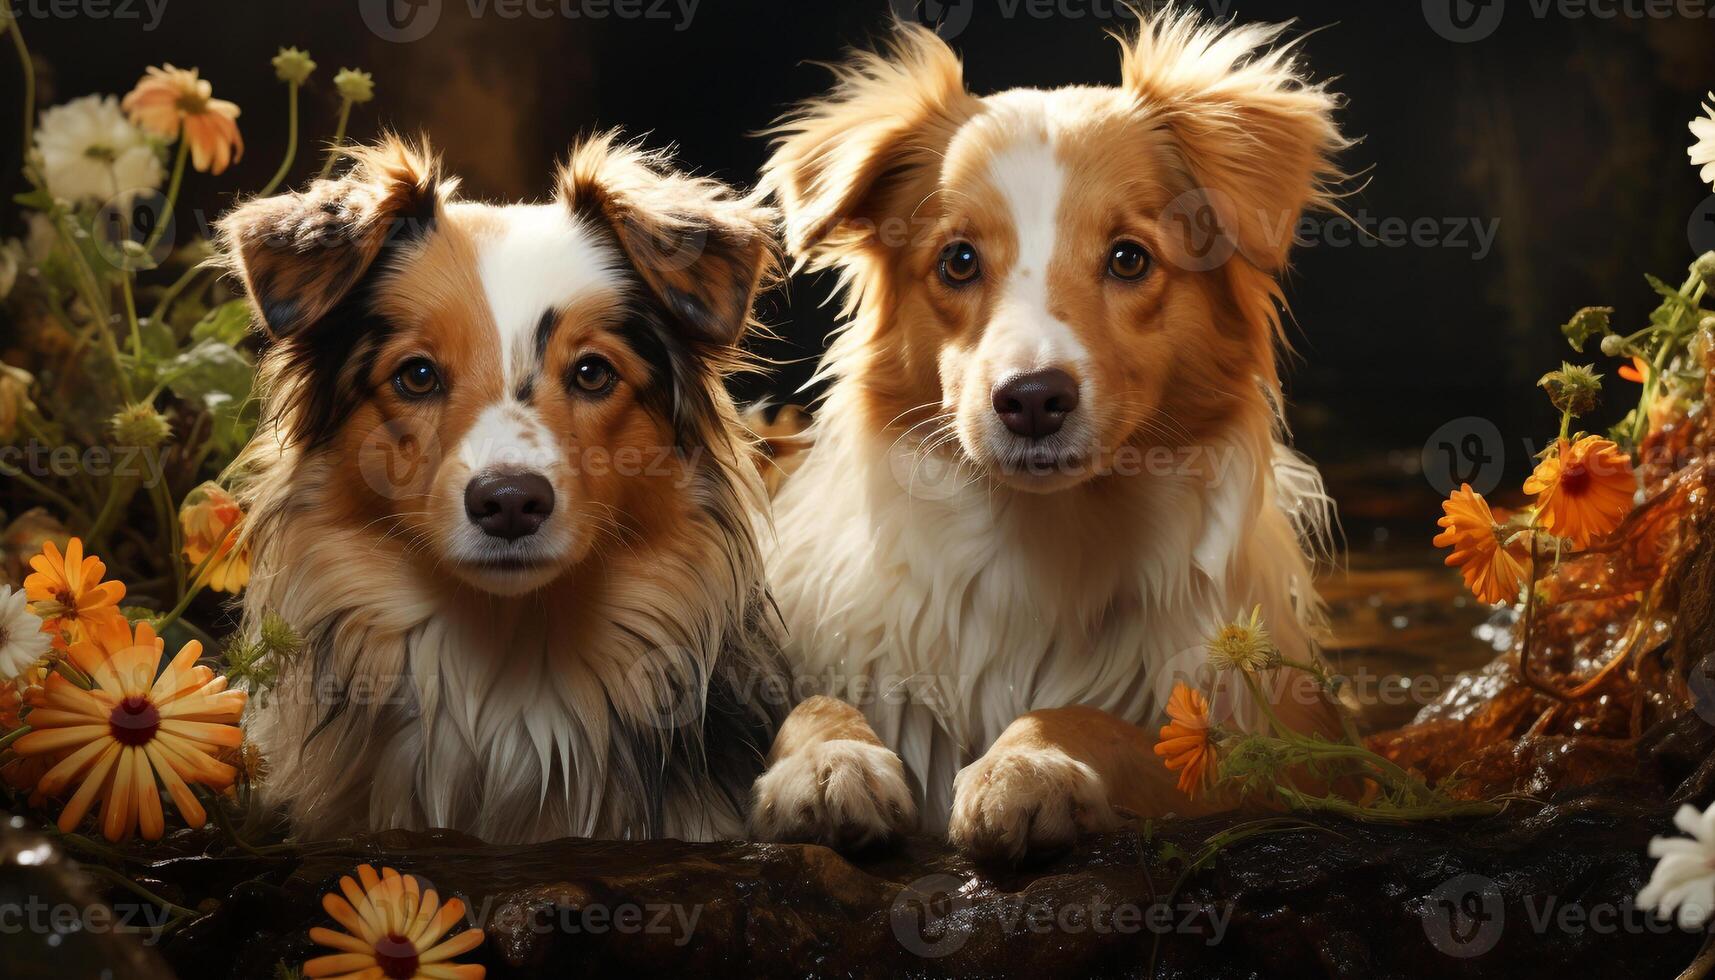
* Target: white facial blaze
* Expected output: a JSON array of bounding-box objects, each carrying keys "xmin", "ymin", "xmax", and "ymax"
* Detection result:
[
  {"xmin": 982, "ymin": 135, "xmax": 1088, "ymax": 381},
  {"xmin": 473, "ymin": 202, "xmax": 624, "ymax": 390},
  {"xmin": 447, "ymin": 202, "xmax": 630, "ymax": 579},
  {"xmin": 459, "ymin": 402, "xmax": 559, "ymax": 475}
]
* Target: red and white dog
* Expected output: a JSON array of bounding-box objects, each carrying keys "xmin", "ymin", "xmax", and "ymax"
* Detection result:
[
  {"xmin": 219, "ymin": 136, "xmax": 789, "ymax": 843},
  {"xmin": 750, "ymin": 11, "xmax": 1348, "ymax": 860}
]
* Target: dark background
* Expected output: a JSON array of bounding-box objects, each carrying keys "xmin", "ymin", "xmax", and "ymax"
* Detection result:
[{"xmin": 6, "ymin": 0, "xmax": 1713, "ymax": 514}]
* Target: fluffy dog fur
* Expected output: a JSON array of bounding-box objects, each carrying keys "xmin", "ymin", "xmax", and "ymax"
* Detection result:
[
  {"xmin": 750, "ymin": 10, "xmax": 1347, "ymax": 859},
  {"xmin": 219, "ymin": 135, "xmax": 790, "ymax": 843}
]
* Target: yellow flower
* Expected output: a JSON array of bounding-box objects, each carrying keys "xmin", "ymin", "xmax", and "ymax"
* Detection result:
[
  {"xmin": 307, "ymin": 864, "xmax": 486, "ymax": 979},
  {"xmin": 23, "ymin": 537, "xmax": 126, "ymax": 641},
  {"xmin": 122, "ymin": 64, "xmax": 244, "ymax": 175},
  {"xmin": 1524, "ymin": 436, "xmax": 1635, "ymax": 549},
  {"xmin": 181, "ymin": 482, "xmax": 250, "ymax": 593},
  {"xmin": 1204, "ymin": 606, "xmax": 1276, "ymax": 672},
  {"xmin": 13, "ymin": 618, "xmax": 246, "ymax": 842},
  {"xmin": 1154, "ymin": 683, "xmax": 1216, "ymax": 800},
  {"xmin": 1433, "ymin": 484, "xmax": 1525, "ymax": 605}
]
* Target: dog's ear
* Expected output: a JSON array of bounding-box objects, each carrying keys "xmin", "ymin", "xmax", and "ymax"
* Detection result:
[
  {"xmin": 760, "ymin": 22, "xmax": 977, "ymax": 263},
  {"xmin": 558, "ymin": 133, "xmax": 776, "ymax": 349},
  {"xmin": 216, "ymin": 136, "xmax": 446, "ymax": 339},
  {"xmin": 1119, "ymin": 11, "xmax": 1346, "ymax": 271}
]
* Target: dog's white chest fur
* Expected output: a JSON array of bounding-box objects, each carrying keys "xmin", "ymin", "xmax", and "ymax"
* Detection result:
[{"xmin": 765, "ymin": 404, "xmax": 1324, "ymax": 829}]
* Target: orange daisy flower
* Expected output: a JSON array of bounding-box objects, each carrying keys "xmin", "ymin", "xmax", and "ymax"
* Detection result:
[
  {"xmin": 180, "ymin": 482, "xmax": 250, "ymax": 594},
  {"xmin": 307, "ymin": 864, "xmax": 486, "ymax": 980},
  {"xmin": 1524, "ymin": 436, "xmax": 1636, "ymax": 549},
  {"xmin": 1154, "ymin": 682, "xmax": 1217, "ymax": 799},
  {"xmin": 122, "ymin": 65, "xmax": 244, "ymax": 175},
  {"xmin": 23, "ymin": 537, "xmax": 126, "ymax": 641},
  {"xmin": 1433, "ymin": 484, "xmax": 1527, "ymax": 605},
  {"xmin": 12, "ymin": 618, "xmax": 246, "ymax": 842}
]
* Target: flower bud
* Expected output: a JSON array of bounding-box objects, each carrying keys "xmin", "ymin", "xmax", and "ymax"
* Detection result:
[
  {"xmin": 1693, "ymin": 251, "xmax": 1715, "ymax": 290},
  {"xmin": 1599, "ymin": 333, "xmax": 1626, "ymax": 357},
  {"xmin": 333, "ymin": 68, "xmax": 375, "ymax": 104},
  {"xmin": 1537, "ymin": 362, "xmax": 1603, "ymax": 417},
  {"xmin": 109, "ymin": 402, "xmax": 171, "ymax": 449},
  {"xmin": 271, "ymin": 47, "xmax": 316, "ymax": 85}
]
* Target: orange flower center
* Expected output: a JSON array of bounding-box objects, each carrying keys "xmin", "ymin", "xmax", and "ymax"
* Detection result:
[
  {"xmin": 54, "ymin": 588, "xmax": 75, "ymax": 608},
  {"xmin": 1559, "ymin": 462, "xmax": 1591, "ymax": 497},
  {"xmin": 374, "ymin": 934, "xmax": 419, "ymax": 979},
  {"xmin": 174, "ymin": 93, "xmax": 207, "ymax": 115},
  {"xmin": 109, "ymin": 696, "xmax": 160, "ymax": 747}
]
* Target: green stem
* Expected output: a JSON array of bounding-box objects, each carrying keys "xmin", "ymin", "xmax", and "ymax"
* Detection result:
[
  {"xmin": 146, "ymin": 261, "xmax": 205, "ymax": 334},
  {"xmin": 82, "ymin": 864, "xmax": 198, "ymax": 920},
  {"xmin": 50, "ymin": 656, "xmax": 92, "ymax": 690},
  {"xmin": 0, "ymin": 725, "xmax": 30, "ymax": 753},
  {"xmin": 86, "ymin": 475, "xmax": 136, "ymax": 549},
  {"xmin": 142, "ymin": 139, "xmax": 189, "ymax": 257},
  {"xmin": 0, "ymin": 462, "xmax": 90, "ymax": 526},
  {"xmin": 1238, "ymin": 670, "xmax": 1425, "ymax": 795},
  {"xmin": 1632, "ymin": 272, "xmax": 1709, "ymax": 444},
  {"xmin": 6, "ymin": 7, "xmax": 33, "ymax": 153},
  {"xmin": 121, "ymin": 273, "xmax": 143, "ymax": 362},
  {"xmin": 152, "ymin": 579, "xmax": 207, "ymax": 635},
  {"xmin": 152, "ymin": 525, "xmax": 235, "ymax": 634},
  {"xmin": 1274, "ymin": 787, "xmax": 1498, "ymax": 822},
  {"xmin": 318, "ymin": 99, "xmax": 353, "ymax": 179},
  {"xmin": 257, "ymin": 80, "xmax": 300, "ymax": 197},
  {"xmin": 195, "ymin": 785, "xmax": 265, "ymax": 857},
  {"xmin": 49, "ymin": 208, "xmax": 115, "ymax": 323},
  {"xmin": 152, "ymin": 478, "xmax": 186, "ymax": 599}
]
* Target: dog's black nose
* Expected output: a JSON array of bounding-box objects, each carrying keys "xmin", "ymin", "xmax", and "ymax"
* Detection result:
[
  {"xmin": 464, "ymin": 472, "xmax": 555, "ymax": 540},
  {"xmin": 992, "ymin": 369, "xmax": 1080, "ymax": 439}
]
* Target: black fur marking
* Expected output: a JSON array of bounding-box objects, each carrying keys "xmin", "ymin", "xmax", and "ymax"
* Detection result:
[
  {"xmin": 533, "ymin": 308, "xmax": 559, "ymax": 361},
  {"xmin": 264, "ymin": 201, "xmax": 438, "ymax": 448}
]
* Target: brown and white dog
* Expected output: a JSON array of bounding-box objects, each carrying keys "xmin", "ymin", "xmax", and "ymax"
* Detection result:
[
  {"xmin": 218, "ymin": 135, "xmax": 790, "ymax": 843},
  {"xmin": 749, "ymin": 11, "xmax": 1348, "ymax": 860}
]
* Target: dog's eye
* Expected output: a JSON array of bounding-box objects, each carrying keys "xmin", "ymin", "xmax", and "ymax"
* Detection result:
[
  {"xmin": 1107, "ymin": 241, "xmax": 1152, "ymax": 282},
  {"xmin": 571, "ymin": 355, "xmax": 617, "ymax": 396},
  {"xmin": 938, "ymin": 241, "xmax": 981, "ymax": 287},
  {"xmin": 393, "ymin": 358, "xmax": 442, "ymax": 399}
]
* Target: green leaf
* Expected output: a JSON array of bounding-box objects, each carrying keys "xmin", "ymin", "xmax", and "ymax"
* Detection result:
[
  {"xmin": 191, "ymin": 299, "xmax": 253, "ymax": 346},
  {"xmin": 163, "ymin": 341, "xmax": 257, "ymax": 467},
  {"xmin": 13, "ymin": 189, "xmax": 55, "ymax": 211},
  {"xmin": 164, "ymin": 340, "xmax": 253, "ymax": 402},
  {"xmin": 1559, "ymin": 306, "xmax": 1613, "ymax": 352}
]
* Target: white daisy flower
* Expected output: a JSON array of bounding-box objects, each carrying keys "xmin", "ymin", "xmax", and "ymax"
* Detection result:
[
  {"xmin": 1691, "ymin": 92, "xmax": 1715, "ymax": 191},
  {"xmin": 0, "ymin": 585, "xmax": 52, "ymax": 684},
  {"xmin": 32, "ymin": 94, "xmax": 164, "ymax": 205},
  {"xmin": 1639, "ymin": 801, "xmax": 1715, "ymax": 930}
]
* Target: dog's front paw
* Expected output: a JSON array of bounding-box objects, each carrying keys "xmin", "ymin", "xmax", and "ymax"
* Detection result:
[
  {"xmin": 948, "ymin": 745, "xmax": 1122, "ymax": 864},
  {"xmin": 749, "ymin": 739, "xmax": 916, "ymax": 849}
]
